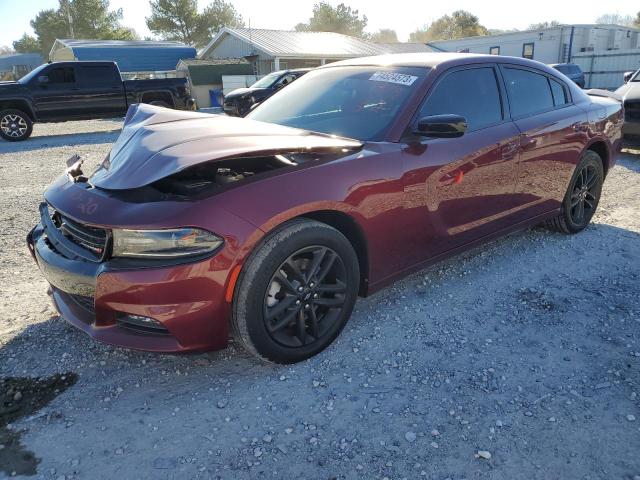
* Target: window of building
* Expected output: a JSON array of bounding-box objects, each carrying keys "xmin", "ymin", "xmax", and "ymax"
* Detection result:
[
  {"xmin": 418, "ymin": 67, "xmax": 503, "ymax": 131},
  {"xmin": 490, "ymin": 46, "xmax": 500, "ymax": 55},
  {"xmin": 522, "ymin": 42, "xmax": 535, "ymax": 59},
  {"xmin": 503, "ymin": 67, "xmax": 554, "ymax": 117},
  {"xmin": 47, "ymin": 67, "xmax": 75, "ymax": 83},
  {"xmin": 458, "ymin": 48, "xmax": 470, "ymax": 53}
]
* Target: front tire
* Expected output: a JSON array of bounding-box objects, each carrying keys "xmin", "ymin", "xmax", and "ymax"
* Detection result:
[
  {"xmin": 0, "ymin": 109, "xmax": 33, "ymax": 141},
  {"xmin": 545, "ymin": 150, "xmax": 604, "ymax": 234},
  {"xmin": 232, "ymin": 219, "xmax": 360, "ymax": 364}
]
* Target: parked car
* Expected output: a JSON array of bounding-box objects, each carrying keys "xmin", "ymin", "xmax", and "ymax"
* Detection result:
[
  {"xmin": 0, "ymin": 61, "xmax": 195, "ymax": 141},
  {"xmin": 550, "ymin": 63, "xmax": 585, "ymax": 88},
  {"xmin": 223, "ymin": 68, "xmax": 311, "ymax": 116},
  {"xmin": 28, "ymin": 53, "xmax": 623, "ymax": 363},
  {"xmin": 616, "ymin": 69, "xmax": 640, "ymax": 146}
]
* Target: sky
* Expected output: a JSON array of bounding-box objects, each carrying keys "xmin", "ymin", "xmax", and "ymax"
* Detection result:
[{"xmin": 0, "ymin": 0, "xmax": 637, "ymax": 48}]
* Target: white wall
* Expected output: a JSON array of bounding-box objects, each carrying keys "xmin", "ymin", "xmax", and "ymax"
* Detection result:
[
  {"xmin": 572, "ymin": 49, "xmax": 640, "ymax": 89},
  {"xmin": 221, "ymin": 75, "xmax": 259, "ymax": 94}
]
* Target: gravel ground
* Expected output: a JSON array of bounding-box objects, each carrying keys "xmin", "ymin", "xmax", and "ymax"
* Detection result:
[{"xmin": 0, "ymin": 119, "xmax": 639, "ymax": 480}]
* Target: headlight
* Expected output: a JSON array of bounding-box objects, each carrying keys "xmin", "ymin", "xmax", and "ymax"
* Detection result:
[{"xmin": 112, "ymin": 228, "xmax": 223, "ymax": 259}]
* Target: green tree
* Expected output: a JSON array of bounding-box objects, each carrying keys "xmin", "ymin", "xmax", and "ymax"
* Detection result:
[
  {"xmin": 146, "ymin": 0, "xmax": 243, "ymax": 48},
  {"xmin": 27, "ymin": 0, "xmax": 136, "ymax": 57},
  {"xmin": 636, "ymin": 12, "xmax": 640, "ymax": 27},
  {"xmin": 370, "ymin": 29, "xmax": 398, "ymax": 43},
  {"xmin": 295, "ymin": 2, "xmax": 368, "ymax": 37},
  {"xmin": 12, "ymin": 34, "xmax": 40, "ymax": 53},
  {"xmin": 409, "ymin": 10, "xmax": 488, "ymax": 42},
  {"xmin": 0, "ymin": 45, "xmax": 14, "ymax": 55}
]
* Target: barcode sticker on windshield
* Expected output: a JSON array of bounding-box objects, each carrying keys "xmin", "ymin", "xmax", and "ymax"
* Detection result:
[{"xmin": 369, "ymin": 71, "xmax": 418, "ymax": 86}]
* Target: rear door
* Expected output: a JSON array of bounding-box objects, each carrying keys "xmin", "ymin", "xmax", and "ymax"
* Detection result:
[
  {"xmin": 401, "ymin": 64, "xmax": 522, "ymax": 263},
  {"xmin": 500, "ymin": 65, "xmax": 587, "ymax": 218},
  {"xmin": 30, "ymin": 65, "xmax": 82, "ymax": 120},
  {"xmin": 75, "ymin": 64, "xmax": 127, "ymax": 117}
]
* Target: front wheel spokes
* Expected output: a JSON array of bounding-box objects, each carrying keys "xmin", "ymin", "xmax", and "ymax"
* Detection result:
[
  {"xmin": 314, "ymin": 295, "xmax": 346, "ymax": 308},
  {"xmin": 268, "ymin": 306, "xmax": 300, "ymax": 333},
  {"xmin": 265, "ymin": 294, "xmax": 297, "ymax": 321},
  {"xmin": 315, "ymin": 280, "xmax": 347, "ymax": 294}
]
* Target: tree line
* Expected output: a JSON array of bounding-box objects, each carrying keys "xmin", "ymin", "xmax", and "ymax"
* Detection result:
[{"xmin": 7, "ymin": 0, "xmax": 640, "ymax": 57}]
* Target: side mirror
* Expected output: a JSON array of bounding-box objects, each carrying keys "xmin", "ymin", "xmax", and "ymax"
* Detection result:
[
  {"xmin": 623, "ymin": 71, "xmax": 634, "ymax": 83},
  {"xmin": 37, "ymin": 75, "xmax": 49, "ymax": 84},
  {"xmin": 414, "ymin": 114, "xmax": 467, "ymax": 138}
]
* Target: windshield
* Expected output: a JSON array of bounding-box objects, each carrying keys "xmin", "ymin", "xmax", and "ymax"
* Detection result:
[
  {"xmin": 18, "ymin": 64, "xmax": 47, "ymax": 84},
  {"xmin": 251, "ymin": 72, "xmax": 281, "ymax": 89},
  {"xmin": 632, "ymin": 70, "xmax": 640, "ymax": 82},
  {"xmin": 247, "ymin": 66, "xmax": 427, "ymax": 141}
]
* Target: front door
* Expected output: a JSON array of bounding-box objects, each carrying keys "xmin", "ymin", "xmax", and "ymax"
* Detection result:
[
  {"xmin": 401, "ymin": 65, "xmax": 522, "ymax": 265},
  {"xmin": 30, "ymin": 65, "xmax": 82, "ymax": 120}
]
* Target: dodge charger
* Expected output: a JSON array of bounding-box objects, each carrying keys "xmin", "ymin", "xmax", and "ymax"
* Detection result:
[{"xmin": 28, "ymin": 53, "xmax": 623, "ymax": 363}]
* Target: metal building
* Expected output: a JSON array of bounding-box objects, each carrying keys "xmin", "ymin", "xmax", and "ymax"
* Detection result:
[
  {"xmin": 0, "ymin": 53, "xmax": 43, "ymax": 80},
  {"xmin": 427, "ymin": 24, "xmax": 640, "ymax": 65},
  {"xmin": 49, "ymin": 39, "xmax": 196, "ymax": 78},
  {"xmin": 201, "ymin": 28, "xmax": 395, "ymax": 75}
]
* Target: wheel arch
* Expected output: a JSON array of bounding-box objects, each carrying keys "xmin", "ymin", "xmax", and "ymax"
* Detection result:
[
  {"xmin": 298, "ymin": 210, "xmax": 370, "ymax": 296},
  {"xmin": 140, "ymin": 90, "xmax": 175, "ymax": 107},
  {"xmin": 584, "ymin": 140, "xmax": 610, "ymax": 177},
  {"xmin": 0, "ymin": 99, "xmax": 36, "ymax": 120}
]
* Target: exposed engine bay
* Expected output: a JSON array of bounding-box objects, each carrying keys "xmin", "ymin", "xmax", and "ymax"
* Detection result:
[{"xmin": 150, "ymin": 151, "xmax": 343, "ymax": 197}]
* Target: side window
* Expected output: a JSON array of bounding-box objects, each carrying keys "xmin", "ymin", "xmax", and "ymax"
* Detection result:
[
  {"xmin": 277, "ymin": 74, "xmax": 296, "ymax": 87},
  {"xmin": 47, "ymin": 67, "xmax": 75, "ymax": 84},
  {"xmin": 549, "ymin": 79, "xmax": 568, "ymax": 107},
  {"xmin": 79, "ymin": 66, "xmax": 119, "ymax": 85},
  {"xmin": 418, "ymin": 67, "xmax": 503, "ymax": 131},
  {"xmin": 503, "ymin": 67, "xmax": 553, "ymax": 117}
]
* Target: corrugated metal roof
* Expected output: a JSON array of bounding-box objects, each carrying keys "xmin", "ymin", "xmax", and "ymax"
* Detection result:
[
  {"xmin": 0, "ymin": 53, "xmax": 44, "ymax": 72},
  {"xmin": 52, "ymin": 39, "xmax": 196, "ymax": 72},
  {"xmin": 203, "ymin": 28, "xmax": 387, "ymax": 59},
  {"xmin": 376, "ymin": 43, "xmax": 434, "ymax": 54}
]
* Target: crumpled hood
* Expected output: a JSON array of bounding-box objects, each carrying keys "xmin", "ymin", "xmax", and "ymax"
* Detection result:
[
  {"xmin": 90, "ymin": 103, "xmax": 362, "ymax": 190},
  {"xmin": 616, "ymin": 82, "xmax": 640, "ymax": 101}
]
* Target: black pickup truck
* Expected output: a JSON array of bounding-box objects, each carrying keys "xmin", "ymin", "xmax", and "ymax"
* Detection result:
[{"xmin": 0, "ymin": 61, "xmax": 195, "ymax": 141}]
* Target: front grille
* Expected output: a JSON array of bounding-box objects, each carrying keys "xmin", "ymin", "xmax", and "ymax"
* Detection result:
[
  {"xmin": 50, "ymin": 209, "xmax": 109, "ymax": 260},
  {"xmin": 625, "ymin": 101, "xmax": 640, "ymax": 121}
]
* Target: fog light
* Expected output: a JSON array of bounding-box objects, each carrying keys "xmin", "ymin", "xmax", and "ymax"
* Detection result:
[{"xmin": 116, "ymin": 313, "xmax": 169, "ymax": 335}]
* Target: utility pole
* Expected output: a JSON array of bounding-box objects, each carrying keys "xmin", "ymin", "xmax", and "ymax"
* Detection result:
[{"xmin": 62, "ymin": 0, "xmax": 75, "ymax": 39}]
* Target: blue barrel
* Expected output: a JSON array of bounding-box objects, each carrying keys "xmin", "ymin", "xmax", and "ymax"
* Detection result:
[{"xmin": 209, "ymin": 89, "xmax": 223, "ymax": 107}]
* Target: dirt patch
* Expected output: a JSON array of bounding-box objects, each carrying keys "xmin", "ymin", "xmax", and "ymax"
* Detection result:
[{"xmin": 0, "ymin": 373, "xmax": 77, "ymax": 476}]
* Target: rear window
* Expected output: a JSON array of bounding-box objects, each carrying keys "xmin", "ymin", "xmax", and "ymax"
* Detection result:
[
  {"xmin": 554, "ymin": 65, "xmax": 569, "ymax": 74},
  {"xmin": 79, "ymin": 66, "xmax": 120, "ymax": 84},
  {"xmin": 569, "ymin": 65, "xmax": 582, "ymax": 75},
  {"xmin": 503, "ymin": 67, "xmax": 554, "ymax": 117},
  {"xmin": 550, "ymin": 79, "xmax": 569, "ymax": 106}
]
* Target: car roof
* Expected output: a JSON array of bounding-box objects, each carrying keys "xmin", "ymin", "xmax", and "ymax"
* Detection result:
[
  {"xmin": 549, "ymin": 63, "xmax": 579, "ymax": 68},
  {"xmin": 321, "ymin": 52, "xmax": 556, "ymax": 71}
]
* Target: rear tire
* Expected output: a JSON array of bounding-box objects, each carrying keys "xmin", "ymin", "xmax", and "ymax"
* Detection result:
[
  {"xmin": 0, "ymin": 109, "xmax": 33, "ymax": 141},
  {"xmin": 545, "ymin": 150, "xmax": 604, "ymax": 234},
  {"xmin": 232, "ymin": 219, "xmax": 360, "ymax": 364}
]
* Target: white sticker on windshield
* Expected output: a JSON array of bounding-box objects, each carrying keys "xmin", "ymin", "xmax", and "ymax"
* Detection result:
[{"xmin": 369, "ymin": 71, "xmax": 418, "ymax": 86}]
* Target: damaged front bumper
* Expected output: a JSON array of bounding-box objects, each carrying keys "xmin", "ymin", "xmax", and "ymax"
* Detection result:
[{"xmin": 27, "ymin": 202, "xmax": 232, "ymax": 353}]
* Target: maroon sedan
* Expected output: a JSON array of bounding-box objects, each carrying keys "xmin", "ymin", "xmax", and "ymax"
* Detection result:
[{"xmin": 28, "ymin": 53, "xmax": 623, "ymax": 363}]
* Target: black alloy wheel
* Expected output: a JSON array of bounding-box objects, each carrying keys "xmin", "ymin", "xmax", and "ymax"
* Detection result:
[
  {"xmin": 263, "ymin": 245, "xmax": 347, "ymax": 348},
  {"xmin": 232, "ymin": 219, "xmax": 359, "ymax": 364},
  {"xmin": 545, "ymin": 150, "xmax": 604, "ymax": 234},
  {"xmin": 569, "ymin": 163, "xmax": 599, "ymax": 225}
]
